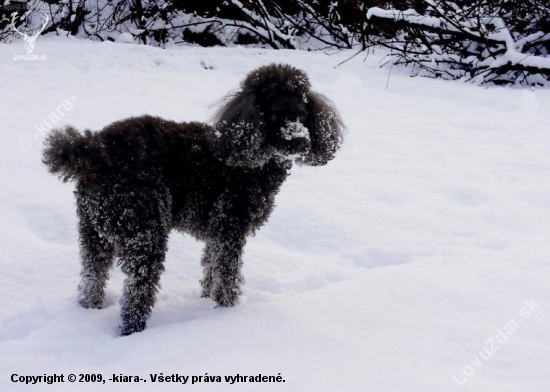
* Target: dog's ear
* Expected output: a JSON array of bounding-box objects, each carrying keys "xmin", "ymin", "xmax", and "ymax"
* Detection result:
[
  {"xmin": 302, "ymin": 92, "xmax": 344, "ymax": 166},
  {"xmin": 210, "ymin": 89, "xmax": 266, "ymax": 166}
]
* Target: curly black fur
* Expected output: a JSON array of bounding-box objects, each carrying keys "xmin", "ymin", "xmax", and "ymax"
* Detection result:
[{"xmin": 43, "ymin": 63, "xmax": 344, "ymax": 336}]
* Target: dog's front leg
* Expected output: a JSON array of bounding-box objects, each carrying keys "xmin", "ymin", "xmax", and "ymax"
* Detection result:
[{"xmin": 204, "ymin": 237, "xmax": 246, "ymax": 307}]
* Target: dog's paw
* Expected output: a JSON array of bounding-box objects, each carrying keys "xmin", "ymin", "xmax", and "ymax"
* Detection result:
[
  {"xmin": 119, "ymin": 321, "xmax": 146, "ymax": 336},
  {"xmin": 78, "ymin": 297, "xmax": 103, "ymax": 309},
  {"xmin": 211, "ymin": 286, "xmax": 241, "ymax": 307},
  {"xmin": 200, "ymin": 58, "xmax": 214, "ymax": 70}
]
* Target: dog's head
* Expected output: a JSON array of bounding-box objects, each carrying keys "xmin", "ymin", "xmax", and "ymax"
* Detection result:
[{"xmin": 211, "ymin": 63, "xmax": 344, "ymax": 167}]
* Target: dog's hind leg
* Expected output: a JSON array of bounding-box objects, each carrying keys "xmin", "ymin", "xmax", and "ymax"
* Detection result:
[
  {"xmin": 76, "ymin": 197, "xmax": 115, "ymax": 309},
  {"xmin": 200, "ymin": 244, "xmax": 215, "ymax": 298},
  {"xmin": 115, "ymin": 186, "xmax": 172, "ymax": 336},
  {"xmin": 118, "ymin": 233, "xmax": 168, "ymax": 336}
]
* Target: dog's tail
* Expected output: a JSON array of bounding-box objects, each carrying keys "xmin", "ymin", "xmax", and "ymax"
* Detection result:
[{"xmin": 43, "ymin": 127, "xmax": 106, "ymax": 182}]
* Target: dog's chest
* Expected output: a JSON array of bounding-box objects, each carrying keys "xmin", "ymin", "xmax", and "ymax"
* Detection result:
[{"xmin": 170, "ymin": 164, "xmax": 288, "ymax": 238}]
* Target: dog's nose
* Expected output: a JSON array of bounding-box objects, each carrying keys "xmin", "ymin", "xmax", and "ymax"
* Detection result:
[
  {"xmin": 292, "ymin": 137, "xmax": 309, "ymax": 152},
  {"xmin": 279, "ymin": 136, "xmax": 309, "ymax": 155}
]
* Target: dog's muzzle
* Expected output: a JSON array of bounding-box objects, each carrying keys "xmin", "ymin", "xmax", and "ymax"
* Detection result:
[{"xmin": 276, "ymin": 121, "xmax": 310, "ymax": 156}]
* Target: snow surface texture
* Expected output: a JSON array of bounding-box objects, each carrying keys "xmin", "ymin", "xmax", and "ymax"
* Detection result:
[{"xmin": 1, "ymin": 38, "xmax": 550, "ymax": 391}]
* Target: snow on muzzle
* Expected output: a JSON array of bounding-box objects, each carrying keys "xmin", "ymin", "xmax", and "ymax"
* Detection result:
[{"xmin": 276, "ymin": 120, "xmax": 310, "ymax": 157}]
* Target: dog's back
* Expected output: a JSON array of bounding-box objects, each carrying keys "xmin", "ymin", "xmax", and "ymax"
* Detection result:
[{"xmin": 43, "ymin": 115, "xmax": 213, "ymax": 185}]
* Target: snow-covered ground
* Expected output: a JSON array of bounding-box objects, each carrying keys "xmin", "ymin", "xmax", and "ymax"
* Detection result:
[{"xmin": 1, "ymin": 37, "xmax": 549, "ymax": 392}]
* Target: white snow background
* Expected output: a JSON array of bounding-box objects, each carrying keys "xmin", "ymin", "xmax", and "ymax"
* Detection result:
[{"xmin": 0, "ymin": 37, "xmax": 549, "ymax": 391}]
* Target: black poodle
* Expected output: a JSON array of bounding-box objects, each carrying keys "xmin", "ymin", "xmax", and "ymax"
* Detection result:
[{"xmin": 43, "ymin": 63, "xmax": 344, "ymax": 336}]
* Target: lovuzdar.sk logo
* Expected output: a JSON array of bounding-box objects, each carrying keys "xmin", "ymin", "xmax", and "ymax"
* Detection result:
[{"xmin": 10, "ymin": 13, "xmax": 48, "ymax": 61}]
